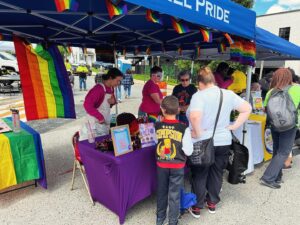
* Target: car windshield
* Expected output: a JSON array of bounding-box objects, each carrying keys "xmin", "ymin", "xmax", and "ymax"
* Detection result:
[{"xmin": 0, "ymin": 52, "xmax": 16, "ymax": 60}]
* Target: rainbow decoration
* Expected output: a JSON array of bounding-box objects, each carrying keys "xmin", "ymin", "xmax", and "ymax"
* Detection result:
[
  {"xmin": 146, "ymin": 47, "xmax": 151, "ymax": 55},
  {"xmin": 105, "ymin": 0, "xmax": 128, "ymax": 19},
  {"xmin": 0, "ymin": 118, "xmax": 47, "ymax": 191},
  {"xmin": 224, "ymin": 33, "xmax": 234, "ymax": 45},
  {"xmin": 171, "ymin": 17, "xmax": 190, "ymax": 34},
  {"xmin": 195, "ymin": 46, "xmax": 201, "ymax": 58},
  {"xmin": 148, "ymin": 114, "xmax": 158, "ymax": 123},
  {"xmin": 54, "ymin": 0, "xmax": 79, "ymax": 12},
  {"xmin": 13, "ymin": 36, "xmax": 76, "ymax": 121},
  {"xmin": 230, "ymin": 40, "xmax": 256, "ymax": 66},
  {"xmin": 218, "ymin": 42, "xmax": 227, "ymax": 53},
  {"xmin": 146, "ymin": 9, "xmax": 163, "ymax": 25},
  {"xmin": 200, "ymin": 28, "xmax": 212, "ymax": 43}
]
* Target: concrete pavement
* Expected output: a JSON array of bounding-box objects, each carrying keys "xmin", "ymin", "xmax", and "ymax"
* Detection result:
[{"xmin": 1, "ymin": 76, "xmax": 300, "ymax": 225}]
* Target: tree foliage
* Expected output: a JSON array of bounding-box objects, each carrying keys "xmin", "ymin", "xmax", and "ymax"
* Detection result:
[{"xmin": 231, "ymin": 0, "xmax": 254, "ymax": 8}]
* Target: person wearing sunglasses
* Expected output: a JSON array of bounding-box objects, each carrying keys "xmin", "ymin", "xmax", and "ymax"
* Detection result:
[
  {"xmin": 172, "ymin": 71, "xmax": 197, "ymax": 125},
  {"xmin": 138, "ymin": 66, "xmax": 163, "ymax": 120}
]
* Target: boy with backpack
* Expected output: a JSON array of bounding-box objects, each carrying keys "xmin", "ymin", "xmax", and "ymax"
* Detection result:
[
  {"xmin": 155, "ymin": 96, "xmax": 193, "ymax": 225},
  {"xmin": 260, "ymin": 68, "xmax": 300, "ymax": 189}
]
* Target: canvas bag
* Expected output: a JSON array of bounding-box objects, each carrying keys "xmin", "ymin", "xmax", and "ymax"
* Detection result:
[
  {"xmin": 188, "ymin": 89, "xmax": 223, "ymax": 167},
  {"xmin": 266, "ymin": 86, "xmax": 297, "ymax": 132}
]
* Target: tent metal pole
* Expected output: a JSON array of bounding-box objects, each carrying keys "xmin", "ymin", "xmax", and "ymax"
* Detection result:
[
  {"xmin": 259, "ymin": 60, "xmax": 264, "ymax": 80},
  {"xmin": 114, "ymin": 44, "xmax": 119, "ymax": 115},
  {"xmin": 0, "ymin": 27, "xmax": 44, "ymax": 40},
  {"xmin": 166, "ymin": 31, "xmax": 199, "ymax": 43},
  {"xmin": 118, "ymin": 29, "xmax": 164, "ymax": 45},
  {"xmin": 191, "ymin": 60, "xmax": 194, "ymax": 76}
]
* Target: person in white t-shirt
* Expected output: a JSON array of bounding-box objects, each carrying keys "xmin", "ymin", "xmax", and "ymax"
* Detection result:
[{"xmin": 187, "ymin": 66, "xmax": 251, "ymax": 218}]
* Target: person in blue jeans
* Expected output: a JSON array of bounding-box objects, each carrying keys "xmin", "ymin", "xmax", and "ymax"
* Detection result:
[
  {"xmin": 76, "ymin": 64, "xmax": 89, "ymax": 91},
  {"xmin": 155, "ymin": 96, "xmax": 192, "ymax": 225},
  {"xmin": 123, "ymin": 69, "xmax": 133, "ymax": 98}
]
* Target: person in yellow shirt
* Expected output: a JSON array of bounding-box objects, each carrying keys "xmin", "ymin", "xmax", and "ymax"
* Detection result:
[
  {"xmin": 76, "ymin": 63, "xmax": 89, "ymax": 91},
  {"xmin": 227, "ymin": 69, "xmax": 247, "ymax": 94},
  {"xmin": 65, "ymin": 59, "xmax": 74, "ymax": 87}
]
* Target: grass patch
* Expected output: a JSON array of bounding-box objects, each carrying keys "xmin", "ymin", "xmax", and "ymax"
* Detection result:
[{"xmin": 133, "ymin": 74, "xmax": 178, "ymax": 86}]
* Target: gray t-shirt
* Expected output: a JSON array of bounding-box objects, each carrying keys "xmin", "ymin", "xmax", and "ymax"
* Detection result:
[{"xmin": 187, "ymin": 86, "xmax": 245, "ymax": 146}]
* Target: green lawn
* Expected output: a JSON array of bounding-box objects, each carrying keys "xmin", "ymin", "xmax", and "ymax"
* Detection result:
[{"xmin": 133, "ymin": 74, "xmax": 178, "ymax": 86}]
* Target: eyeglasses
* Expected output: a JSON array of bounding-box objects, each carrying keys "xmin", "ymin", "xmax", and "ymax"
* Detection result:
[{"xmin": 181, "ymin": 79, "xmax": 189, "ymax": 82}]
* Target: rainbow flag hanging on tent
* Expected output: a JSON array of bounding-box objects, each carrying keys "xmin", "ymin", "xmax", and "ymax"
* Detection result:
[
  {"xmin": 171, "ymin": 18, "xmax": 190, "ymax": 34},
  {"xmin": 218, "ymin": 42, "xmax": 227, "ymax": 53},
  {"xmin": 146, "ymin": 47, "xmax": 151, "ymax": 55},
  {"xmin": 195, "ymin": 46, "xmax": 201, "ymax": 58},
  {"xmin": 54, "ymin": 0, "xmax": 79, "ymax": 12},
  {"xmin": 200, "ymin": 28, "xmax": 212, "ymax": 43},
  {"xmin": 13, "ymin": 36, "xmax": 76, "ymax": 121},
  {"xmin": 146, "ymin": 9, "xmax": 163, "ymax": 25},
  {"xmin": 105, "ymin": 0, "xmax": 128, "ymax": 19},
  {"xmin": 230, "ymin": 40, "xmax": 256, "ymax": 66},
  {"xmin": 224, "ymin": 33, "xmax": 234, "ymax": 45}
]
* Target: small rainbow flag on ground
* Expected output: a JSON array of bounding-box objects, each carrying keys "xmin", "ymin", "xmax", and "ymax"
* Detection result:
[
  {"xmin": 146, "ymin": 10, "xmax": 163, "ymax": 25},
  {"xmin": 218, "ymin": 42, "xmax": 227, "ymax": 53},
  {"xmin": 13, "ymin": 36, "xmax": 76, "ymax": 121},
  {"xmin": 171, "ymin": 18, "xmax": 190, "ymax": 34},
  {"xmin": 105, "ymin": 0, "xmax": 128, "ymax": 19},
  {"xmin": 54, "ymin": 0, "xmax": 79, "ymax": 12},
  {"xmin": 195, "ymin": 46, "xmax": 201, "ymax": 58},
  {"xmin": 200, "ymin": 28, "xmax": 212, "ymax": 42},
  {"xmin": 224, "ymin": 33, "xmax": 234, "ymax": 45},
  {"xmin": 146, "ymin": 47, "xmax": 151, "ymax": 55}
]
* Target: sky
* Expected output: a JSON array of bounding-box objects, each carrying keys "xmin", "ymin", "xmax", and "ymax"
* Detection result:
[{"xmin": 253, "ymin": 0, "xmax": 300, "ymax": 15}]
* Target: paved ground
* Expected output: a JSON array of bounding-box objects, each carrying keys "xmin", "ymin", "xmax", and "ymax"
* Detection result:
[{"xmin": 1, "ymin": 76, "xmax": 300, "ymax": 225}]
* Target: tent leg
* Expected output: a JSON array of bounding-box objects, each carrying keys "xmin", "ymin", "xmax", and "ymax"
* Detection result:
[
  {"xmin": 259, "ymin": 60, "xmax": 264, "ymax": 80},
  {"xmin": 243, "ymin": 66, "xmax": 253, "ymax": 145},
  {"xmin": 114, "ymin": 45, "xmax": 118, "ymax": 115}
]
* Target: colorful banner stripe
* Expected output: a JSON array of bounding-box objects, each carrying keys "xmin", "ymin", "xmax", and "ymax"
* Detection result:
[
  {"xmin": 218, "ymin": 42, "xmax": 227, "ymax": 53},
  {"xmin": 146, "ymin": 9, "xmax": 163, "ymax": 25},
  {"xmin": 230, "ymin": 40, "xmax": 256, "ymax": 66},
  {"xmin": 171, "ymin": 18, "xmax": 190, "ymax": 34},
  {"xmin": 105, "ymin": 0, "xmax": 128, "ymax": 19},
  {"xmin": 54, "ymin": 0, "xmax": 79, "ymax": 12},
  {"xmin": 195, "ymin": 46, "xmax": 200, "ymax": 58},
  {"xmin": 224, "ymin": 33, "xmax": 234, "ymax": 45},
  {"xmin": 13, "ymin": 36, "xmax": 75, "ymax": 120},
  {"xmin": 200, "ymin": 28, "xmax": 212, "ymax": 43}
]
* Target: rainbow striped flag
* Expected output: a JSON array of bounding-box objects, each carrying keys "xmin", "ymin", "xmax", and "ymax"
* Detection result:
[
  {"xmin": 195, "ymin": 46, "xmax": 201, "ymax": 58},
  {"xmin": 224, "ymin": 33, "xmax": 234, "ymax": 45},
  {"xmin": 13, "ymin": 36, "xmax": 76, "ymax": 121},
  {"xmin": 54, "ymin": 0, "xmax": 79, "ymax": 12},
  {"xmin": 200, "ymin": 28, "xmax": 212, "ymax": 42},
  {"xmin": 171, "ymin": 18, "xmax": 190, "ymax": 34},
  {"xmin": 218, "ymin": 42, "xmax": 227, "ymax": 53},
  {"xmin": 146, "ymin": 9, "xmax": 163, "ymax": 25},
  {"xmin": 230, "ymin": 40, "xmax": 256, "ymax": 66},
  {"xmin": 105, "ymin": 0, "xmax": 128, "ymax": 19},
  {"xmin": 0, "ymin": 118, "xmax": 47, "ymax": 190}
]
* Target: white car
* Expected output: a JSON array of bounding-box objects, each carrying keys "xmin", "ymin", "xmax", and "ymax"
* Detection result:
[{"xmin": 0, "ymin": 51, "xmax": 19, "ymax": 72}]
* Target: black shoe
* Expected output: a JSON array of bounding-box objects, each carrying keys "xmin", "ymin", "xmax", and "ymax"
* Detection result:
[
  {"xmin": 275, "ymin": 177, "xmax": 284, "ymax": 184},
  {"xmin": 188, "ymin": 206, "xmax": 200, "ymax": 219},
  {"xmin": 260, "ymin": 178, "xmax": 281, "ymax": 189}
]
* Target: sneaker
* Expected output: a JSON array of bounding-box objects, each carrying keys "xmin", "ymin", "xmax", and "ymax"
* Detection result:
[
  {"xmin": 260, "ymin": 178, "xmax": 281, "ymax": 189},
  {"xmin": 188, "ymin": 206, "xmax": 200, "ymax": 219},
  {"xmin": 206, "ymin": 201, "xmax": 216, "ymax": 214},
  {"xmin": 275, "ymin": 177, "xmax": 284, "ymax": 184}
]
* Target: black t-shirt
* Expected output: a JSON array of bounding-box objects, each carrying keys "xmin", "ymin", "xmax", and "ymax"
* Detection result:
[{"xmin": 172, "ymin": 84, "xmax": 197, "ymax": 108}]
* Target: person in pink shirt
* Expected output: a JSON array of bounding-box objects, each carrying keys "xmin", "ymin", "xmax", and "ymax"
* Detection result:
[
  {"xmin": 214, "ymin": 62, "xmax": 233, "ymax": 89},
  {"xmin": 80, "ymin": 68, "xmax": 123, "ymax": 140},
  {"xmin": 138, "ymin": 66, "xmax": 163, "ymax": 119}
]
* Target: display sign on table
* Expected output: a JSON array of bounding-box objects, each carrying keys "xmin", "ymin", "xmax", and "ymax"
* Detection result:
[
  {"xmin": 0, "ymin": 119, "xmax": 12, "ymax": 133},
  {"xmin": 111, "ymin": 125, "xmax": 133, "ymax": 156},
  {"xmin": 139, "ymin": 123, "xmax": 157, "ymax": 148}
]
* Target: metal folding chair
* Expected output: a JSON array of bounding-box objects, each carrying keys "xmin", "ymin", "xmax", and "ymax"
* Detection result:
[{"xmin": 70, "ymin": 131, "xmax": 94, "ymax": 205}]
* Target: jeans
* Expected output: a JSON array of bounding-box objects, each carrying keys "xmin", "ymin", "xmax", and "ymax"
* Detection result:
[
  {"xmin": 156, "ymin": 167, "xmax": 184, "ymax": 225},
  {"xmin": 116, "ymin": 85, "xmax": 122, "ymax": 100},
  {"xmin": 124, "ymin": 85, "xmax": 131, "ymax": 97},
  {"xmin": 190, "ymin": 145, "xmax": 230, "ymax": 208},
  {"xmin": 262, "ymin": 127, "xmax": 297, "ymax": 183},
  {"xmin": 79, "ymin": 77, "xmax": 86, "ymax": 90}
]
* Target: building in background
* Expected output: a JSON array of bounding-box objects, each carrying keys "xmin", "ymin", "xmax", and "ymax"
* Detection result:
[{"xmin": 257, "ymin": 9, "xmax": 300, "ymax": 76}]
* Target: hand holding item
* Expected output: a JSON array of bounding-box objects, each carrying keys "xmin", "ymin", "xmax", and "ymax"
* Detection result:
[{"xmin": 107, "ymin": 96, "xmax": 116, "ymax": 105}]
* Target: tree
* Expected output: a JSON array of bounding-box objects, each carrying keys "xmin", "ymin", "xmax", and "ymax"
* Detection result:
[{"xmin": 231, "ymin": 0, "xmax": 254, "ymax": 8}]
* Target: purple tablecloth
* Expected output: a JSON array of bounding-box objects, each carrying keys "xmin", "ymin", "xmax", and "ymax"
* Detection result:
[{"xmin": 78, "ymin": 137, "xmax": 157, "ymax": 224}]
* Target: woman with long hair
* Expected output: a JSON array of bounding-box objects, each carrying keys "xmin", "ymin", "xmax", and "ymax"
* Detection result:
[{"xmin": 260, "ymin": 68, "xmax": 300, "ymax": 189}]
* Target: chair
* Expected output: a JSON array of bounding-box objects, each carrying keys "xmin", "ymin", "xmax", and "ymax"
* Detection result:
[{"xmin": 70, "ymin": 131, "xmax": 94, "ymax": 205}]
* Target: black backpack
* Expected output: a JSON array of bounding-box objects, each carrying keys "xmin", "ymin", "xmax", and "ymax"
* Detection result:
[{"xmin": 266, "ymin": 86, "xmax": 297, "ymax": 132}]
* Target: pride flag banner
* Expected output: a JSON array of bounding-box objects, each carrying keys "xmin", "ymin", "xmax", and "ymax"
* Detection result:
[
  {"xmin": 146, "ymin": 10, "xmax": 163, "ymax": 25},
  {"xmin": 13, "ymin": 36, "xmax": 76, "ymax": 121},
  {"xmin": 105, "ymin": 0, "xmax": 128, "ymax": 19},
  {"xmin": 54, "ymin": 0, "xmax": 79, "ymax": 12},
  {"xmin": 200, "ymin": 28, "xmax": 212, "ymax": 43},
  {"xmin": 224, "ymin": 33, "xmax": 234, "ymax": 45},
  {"xmin": 218, "ymin": 42, "xmax": 227, "ymax": 53},
  {"xmin": 171, "ymin": 18, "xmax": 190, "ymax": 34},
  {"xmin": 195, "ymin": 46, "xmax": 201, "ymax": 58},
  {"xmin": 230, "ymin": 39, "xmax": 256, "ymax": 66},
  {"xmin": 0, "ymin": 118, "xmax": 47, "ymax": 191}
]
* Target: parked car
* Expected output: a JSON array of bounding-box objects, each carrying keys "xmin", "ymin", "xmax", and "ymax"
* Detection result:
[{"xmin": 0, "ymin": 51, "xmax": 19, "ymax": 72}]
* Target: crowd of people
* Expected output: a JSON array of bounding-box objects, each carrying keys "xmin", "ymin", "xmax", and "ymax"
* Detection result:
[{"xmin": 79, "ymin": 63, "xmax": 300, "ymax": 225}]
